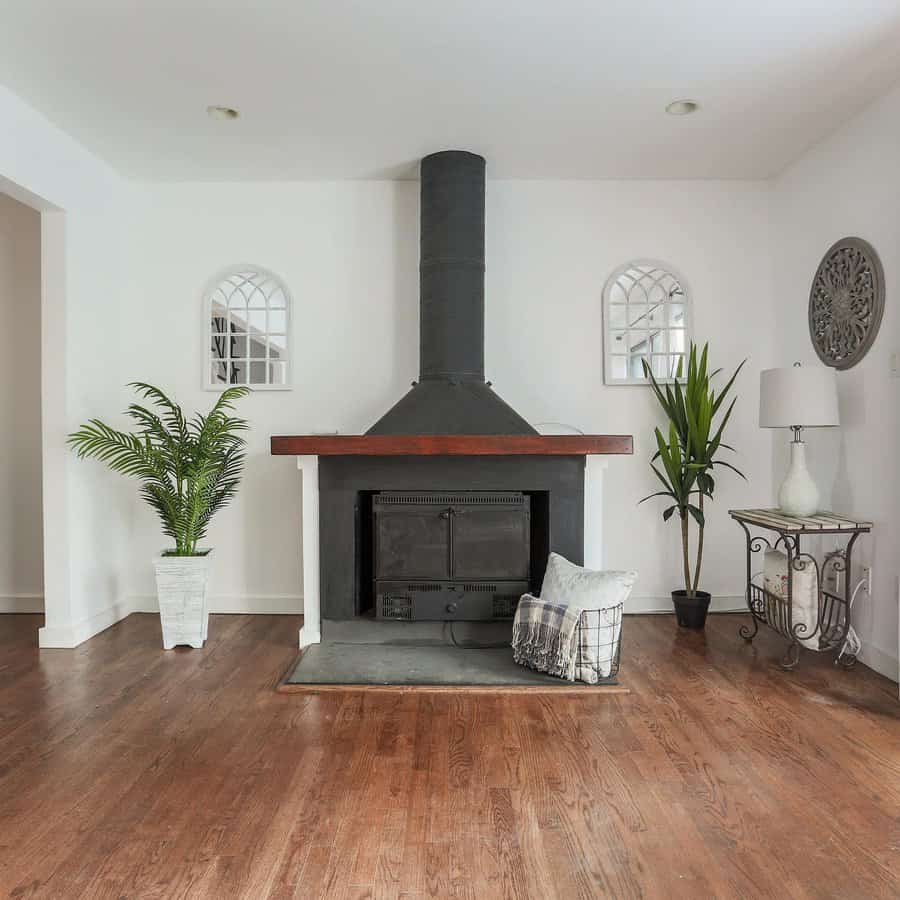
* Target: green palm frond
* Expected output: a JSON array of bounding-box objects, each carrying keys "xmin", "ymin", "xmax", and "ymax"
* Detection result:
[{"xmin": 69, "ymin": 384, "xmax": 250, "ymax": 555}]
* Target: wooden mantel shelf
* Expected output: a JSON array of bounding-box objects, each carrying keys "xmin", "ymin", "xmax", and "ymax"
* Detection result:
[{"xmin": 270, "ymin": 434, "xmax": 633, "ymax": 456}]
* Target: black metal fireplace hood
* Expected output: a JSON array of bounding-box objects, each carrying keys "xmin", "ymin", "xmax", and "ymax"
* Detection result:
[{"xmin": 367, "ymin": 151, "xmax": 537, "ymax": 435}]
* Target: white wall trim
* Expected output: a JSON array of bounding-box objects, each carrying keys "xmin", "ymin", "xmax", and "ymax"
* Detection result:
[
  {"xmin": 297, "ymin": 455, "xmax": 321, "ymax": 648},
  {"xmin": 39, "ymin": 599, "xmax": 137, "ymax": 648},
  {"xmin": 129, "ymin": 594, "xmax": 303, "ymax": 615},
  {"xmin": 626, "ymin": 594, "xmax": 746, "ymax": 614},
  {"xmin": 37, "ymin": 593, "xmax": 305, "ymax": 648},
  {"xmin": 859, "ymin": 644, "xmax": 899, "ymax": 684},
  {"xmin": 0, "ymin": 593, "xmax": 44, "ymax": 613},
  {"xmin": 34, "ymin": 591, "xmax": 740, "ymax": 649},
  {"xmin": 583, "ymin": 457, "xmax": 606, "ymax": 570},
  {"xmin": 39, "ymin": 211, "xmax": 72, "ymax": 639}
]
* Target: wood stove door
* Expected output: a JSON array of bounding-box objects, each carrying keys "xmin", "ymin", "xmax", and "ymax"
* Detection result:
[
  {"xmin": 374, "ymin": 505, "xmax": 450, "ymax": 580},
  {"xmin": 451, "ymin": 504, "xmax": 530, "ymax": 581}
]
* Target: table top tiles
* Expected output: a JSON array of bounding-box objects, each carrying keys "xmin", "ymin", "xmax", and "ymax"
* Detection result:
[{"xmin": 729, "ymin": 508, "xmax": 872, "ymax": 533}]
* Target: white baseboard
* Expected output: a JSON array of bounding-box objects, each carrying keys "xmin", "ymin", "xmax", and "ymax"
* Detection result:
[
  {"xmin": 299, "ymin": 623, "xmax": 321, "ymax": 648},
  {"xmin": 37, "ymin": 592, "xmax": 730, "ymax": 649},
  {"xmin": 39, "ymin": 599, "xmax": 138, "ymax": 649},
  {"xmin": 0, "ymin": 593, "xmax": 43, "ymax": 613},
  {"xmin": 859, "ymin": 644, "xmax": 900, "ymax": 683},
  {"xmin": 38, "ymin": 593, "xmax": 304, "ymax": 649},
  {"xmin": 129, "ymin": 594, "xmax": 303, "ymax": 615},
  {"xmin": 625, "ymin": 594, "xmax": 745, "ymax": 614},
  {"xmin": 0, "ymin": 593, "xmax": 750, "ymax": 619}
]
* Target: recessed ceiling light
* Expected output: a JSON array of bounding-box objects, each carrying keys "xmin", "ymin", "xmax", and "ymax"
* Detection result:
[
  {"xmin": 666, "ymin": 99, "xmax": 700, "ymax": 116},
  {"xmin": 207, "ymin": 105, "xmax": 239, "ymax": 121}
]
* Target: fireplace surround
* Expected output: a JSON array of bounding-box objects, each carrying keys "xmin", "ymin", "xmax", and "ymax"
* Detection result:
[
  {"xmin": 270, "ymin": 444, "xmax": 624, "ymax": 647},
  {"xmin": 317, "ymin": 453, "xmax": 585, "ymax": 624}
]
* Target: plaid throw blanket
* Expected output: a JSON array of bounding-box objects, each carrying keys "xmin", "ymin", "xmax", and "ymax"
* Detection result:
[{"xmin": 511, "ymin": 594, "xmax": 584, "ymax": 681}]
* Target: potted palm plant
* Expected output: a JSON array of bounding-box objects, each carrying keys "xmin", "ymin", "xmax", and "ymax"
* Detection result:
[
  {"xmin": 641, "ymin": 344, "xmax": 745, "ymax": 628},
  {"xmin": 68, "ymin": 383, "xmax": 249, "ymax": 649}
]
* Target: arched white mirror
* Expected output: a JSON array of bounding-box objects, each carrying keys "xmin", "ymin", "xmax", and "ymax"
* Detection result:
[
  {"xmin": 603, "ymin": 260, "xmax": 690, "ymax": 385},
  {"xmin": 204, "ymin": 265, "xmax": 291, "ymax": 390}
]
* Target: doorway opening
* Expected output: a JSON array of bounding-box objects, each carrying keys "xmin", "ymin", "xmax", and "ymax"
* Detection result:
[{"xmin": 0, "ymin": 192, "xmax": 43, "ymax": 619}]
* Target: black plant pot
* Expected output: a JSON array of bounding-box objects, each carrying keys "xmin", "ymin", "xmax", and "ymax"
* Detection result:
[{"xmin": 671, "ymin": 590, "xmax": 711, "ymax": 629}]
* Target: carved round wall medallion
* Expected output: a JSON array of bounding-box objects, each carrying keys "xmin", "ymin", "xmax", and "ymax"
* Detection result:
[{"xmin": 808, "ymin": 236, "xmax": 884, "ymax": 369}]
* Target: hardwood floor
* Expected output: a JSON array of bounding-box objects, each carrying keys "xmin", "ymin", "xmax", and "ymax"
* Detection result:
[{"xmin": 0, "ymin": 612, "xmax": 898, "ymax": 899}]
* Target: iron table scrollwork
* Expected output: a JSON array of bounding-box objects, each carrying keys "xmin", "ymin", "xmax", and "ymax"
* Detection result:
[{"xmin": 730, "ymin": 509, "xmax": 871, "ymax": 670}]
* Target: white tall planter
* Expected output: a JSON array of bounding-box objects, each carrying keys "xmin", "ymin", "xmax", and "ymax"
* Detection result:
[{"xmin": 153, "ymin": 551, "xmax": 213, "ymax": 649}]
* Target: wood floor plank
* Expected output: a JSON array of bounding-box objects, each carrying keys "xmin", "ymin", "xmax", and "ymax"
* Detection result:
[{"xmin": 0, "ymin": 611, "xmax": 898, "ymax": 899}]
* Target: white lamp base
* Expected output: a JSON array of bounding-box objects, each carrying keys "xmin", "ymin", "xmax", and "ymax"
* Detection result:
[{"xmin": 777, "ymin": 440, "xmax": 819, "ymax": 517}]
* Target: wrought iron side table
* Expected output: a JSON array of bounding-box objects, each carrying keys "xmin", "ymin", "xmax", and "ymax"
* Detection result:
[{"xmin": 730, "ymin": 509, "xmax": 872, "ymax": 670}]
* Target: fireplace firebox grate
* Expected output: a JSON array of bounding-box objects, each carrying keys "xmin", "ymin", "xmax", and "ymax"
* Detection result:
[
  {"xmin": 375, "ymin": 492, "xmax": 528, "ymax": 506},
  {"xmin": 492, "ymin": 594, "xmax": 521, "ymax": 618},
  {"xmin": 379, "ymin": 594, "xmax": 413, "ymax": 620},
  {"xmin": 375, "ymin": 582, "xmax": 530, "ymax": 621}
]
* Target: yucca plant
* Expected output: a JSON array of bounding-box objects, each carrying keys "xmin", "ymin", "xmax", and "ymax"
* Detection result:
[
  {"xmin": 68, "ymin": 383, "xmax": 250, "ymax": 556},
  {"xmin": 640, "ymin": 343, "xmax": 745, "ymax": 599}
]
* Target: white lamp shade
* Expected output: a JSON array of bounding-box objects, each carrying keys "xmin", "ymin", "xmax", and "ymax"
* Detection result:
[{"xmin": 759, "ymin": 366, "xmax": 839, "ymax": 429}]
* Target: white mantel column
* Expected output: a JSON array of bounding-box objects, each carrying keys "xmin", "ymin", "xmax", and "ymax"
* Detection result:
[
  {"xmin": 583, "ymin": 456, "xmax": 607, "ymax": 570},
  {"xmin": 297, "ymin": 455, "xmax": 321, "ymax": 648}
]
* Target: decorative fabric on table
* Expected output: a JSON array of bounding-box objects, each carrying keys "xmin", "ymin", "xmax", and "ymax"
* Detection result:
[
  {"xmin": 763, "ymin": 549, "xmax": 819, "ymax": 649},
  {"xmin": 511, "ymin": 553, "xmax": 637, "ymax": 683}
]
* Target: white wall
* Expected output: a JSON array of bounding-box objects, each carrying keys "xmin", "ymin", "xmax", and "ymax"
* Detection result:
[
  {"xmin": 122, "ymin": 179, "xmax": 776, "ymax": 613},
  {"xmin": 0, "ymin": 76, "xmax": 779, "ymax": 643},
  {"xmin": 488, "ymin": 181, "xmax": 777, "ymax": 608},
  {"xmin": 773, "ymin": 83, "xmax": 900, "ymax": 680},
  {"xmin": 5, "ymin": 75, "xmax": 898, "ymax": 674},
  {"xmin": 0, "ymin": 85, "xmax": 135, "ymax": 646},
  {"xmin": 0, "ymin": 193, "xmax": 43, "ymax": 611}
]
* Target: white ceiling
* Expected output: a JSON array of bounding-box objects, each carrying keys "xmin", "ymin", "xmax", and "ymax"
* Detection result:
[{"xmin": 2, "ymin": 0, "xmax": 900, "ymax": 181}]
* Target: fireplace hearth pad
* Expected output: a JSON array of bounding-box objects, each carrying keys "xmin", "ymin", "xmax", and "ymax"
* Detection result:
[{"xmin": 280, "ymin": 643, "xmax": 622, "ymax": 689}]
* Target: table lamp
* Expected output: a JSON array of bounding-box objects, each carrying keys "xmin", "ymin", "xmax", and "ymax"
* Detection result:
[{"xmin": 760, "ymin": 364, "xmax": 839, "ymax": 516}]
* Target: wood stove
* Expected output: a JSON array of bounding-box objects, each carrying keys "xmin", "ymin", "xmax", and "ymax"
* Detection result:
[{"xmin": 373, "ymin": 491, "xmax": 531, "ymax": 621}]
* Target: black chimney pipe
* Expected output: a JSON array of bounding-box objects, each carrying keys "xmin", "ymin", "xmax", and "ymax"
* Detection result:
[
  {"xmin": 366, "ymin": 150, "xmax": 536, "ymax": 435},
  {"xmin": 419, "ymin": 151, "xmax": 485, "ymax": 382}
]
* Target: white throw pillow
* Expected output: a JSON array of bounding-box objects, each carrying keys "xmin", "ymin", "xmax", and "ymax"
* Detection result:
[{"xmin": 540, "ymin": 552, "xmax": 638, "ymax": 611}]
